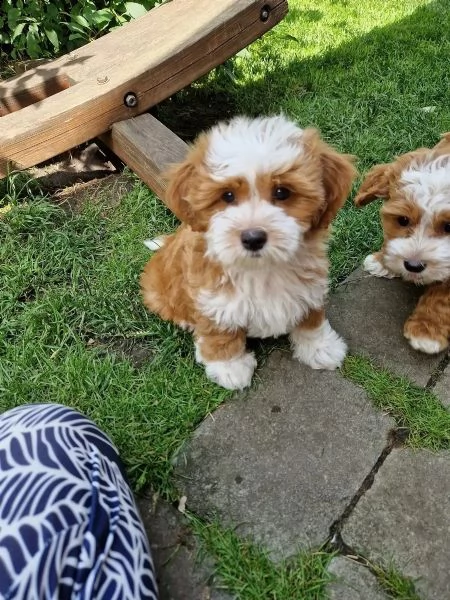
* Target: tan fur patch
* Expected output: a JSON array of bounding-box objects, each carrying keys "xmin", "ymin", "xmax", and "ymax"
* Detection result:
[
  {"xmin": 404, "ymin": 280, "xmax": 450, "ymax": 350},
  {"xmin": 381, "ymin": 197, "xmax": 423, "ymax": 241},
  {"xmin": 302, "ymin": 129, "xmax": 357, "ymax": 227},
  {"xmin": 296, "ymin": 307, "xmax": 325, "ymax": 330},
  {"xmin": 433, "ymin": 210, "xmax": 450, "ymax": 236},
  {"xmin": 140, "ymin": 227, "xmax": 228, "ymax": 328},
  {"xmin": 195, "ymin": 327, "xmax": 247, "ymax": 362}
]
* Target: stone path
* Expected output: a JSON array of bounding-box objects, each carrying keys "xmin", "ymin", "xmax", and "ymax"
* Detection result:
[
  {"xmin": 327, "ymin": 557, "xmax": 388, "ymax": 600},
  {"xmin": 174, "ymin": 356, "xmax": 394, "ymax": 557},
  {"xmin": 137, "ymin": 494, "xmax": 229, "ymax": 600},
  {"xmin": 342, "ymin": 450, "xmax": 450, "ymax": 600},
  {"xmin": 139, "ymin": 268, "xmax": 449, "ymax": 599},
  {"xmin": 326, "ymin": 269, "xmax": 442, "ymax": 386}
]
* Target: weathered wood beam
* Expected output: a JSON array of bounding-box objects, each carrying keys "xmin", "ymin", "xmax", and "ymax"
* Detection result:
[
  {"xmin": 0, "ymin": 0, "xmax": 288, "ymax": 178},
  {"xmin": 100, "ymin": 114, "xmax": 188, "ymax": 215}
]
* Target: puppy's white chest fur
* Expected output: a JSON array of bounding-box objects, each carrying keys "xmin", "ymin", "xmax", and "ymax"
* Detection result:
[{"xmin": 197, "ymin": 261, "xmax": 327, "ymax": 338}]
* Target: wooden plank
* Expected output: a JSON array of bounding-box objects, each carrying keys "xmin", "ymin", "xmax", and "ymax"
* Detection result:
[
  {"xmin": 0, "ymin": 0, "xmax": 288, "ymax": 178},
  {"xmin": 101, "ymin": 114, "xmax": 188, "ymax": 213},
  {"xmin": 0, "ymin": 73, "xmax": 71, "ymax": 116}
]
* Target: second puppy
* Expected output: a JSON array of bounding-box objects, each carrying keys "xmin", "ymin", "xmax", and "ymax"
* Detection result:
[
  {"xmin": 355, "ymin": 134, "xmax": 450, "ymax": 354},
  {"xmin": 141, "ymin": 115, "xmax": 356, "ymax": 389}
]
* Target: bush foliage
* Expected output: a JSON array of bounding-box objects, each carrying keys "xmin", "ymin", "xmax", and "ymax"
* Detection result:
[{"xmin": 1, "ymin": 0, "xmax": 161, "ymax": 59}]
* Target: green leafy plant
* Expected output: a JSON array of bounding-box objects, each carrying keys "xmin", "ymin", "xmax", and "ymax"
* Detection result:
[{"xmin": 1, "ymin": 1, "xmax": 162, "ymax": 60}]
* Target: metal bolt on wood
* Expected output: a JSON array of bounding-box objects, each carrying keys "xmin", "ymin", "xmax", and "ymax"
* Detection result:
[
  {"xmin": 260, "ymin": 5, "xmax": 271, "ymax": 21},
  {"xmin": 124, "ymin": 92, "xmax": 138, "ymax": 108}
]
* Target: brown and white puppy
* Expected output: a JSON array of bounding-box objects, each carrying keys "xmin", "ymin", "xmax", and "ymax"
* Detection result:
[
  {"xmin": 141, "ymin": 115, "xmax": 356, "ymax": 389},
  {"xmin": 355, "ymin": 134, "xmax": 450, "ymax": 354}
]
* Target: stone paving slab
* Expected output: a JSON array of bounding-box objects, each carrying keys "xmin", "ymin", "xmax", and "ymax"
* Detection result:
[
  {"xmin": 327, "ymin": 268, "xmax": 444, "ymax": 386},
  {"xmin": 342, "ymin": 448, "xmax": 450, "ymax": 600},
  {"xmin": 137, "ymin": 495, "xmax": 232, "ymax": 600},
  {"xmin": 174, "ymin": 350, "xmax": 394, "ymax": 559},
  {"xmin": 327, "ymin": 557, "xmax": 389, "ymax": 600},
  {"xmin": 433, "ymin": 363, "xmax": 450, "ymax": 408}
]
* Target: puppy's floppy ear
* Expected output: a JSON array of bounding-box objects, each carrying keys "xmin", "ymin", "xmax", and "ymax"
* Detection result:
[
  {"xmin": 164, "ymin": 132, "xmax": 210, "ymax": 231},
  {"xmin": 433, "ymin": 132, "xmax": 450, "ymax": 152},
  {"xmin": 354, "ymin": 163, "xmax": 391, "ymax": 206},
  {"xmin": 312, "ymin": 133, "xmax": 357, "ymax": 228},
  {"xmin": 164, "ymin": 159, "xmax": 206, "ymax": 232},
  {"xmin": 164, "ymin": 160, "xmax": 195, "ymax": 222}
]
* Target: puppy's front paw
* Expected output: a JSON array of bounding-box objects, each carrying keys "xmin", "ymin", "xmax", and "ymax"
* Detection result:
[
  {"xmin": 291, "ymin": 320, "xmax": 347, "ymax": 370},
  {"xmin": 203, "ymin": 353, "xmax": 257, "ymax": 390},
  {"xmin": 363, "ymin": 254, "xmax": 396, "ymax": 279},
  {"xmin": 404, "ymin": 321, "xmax": 448, "ymax": 354},
  {"xmin": 407, "ymin": 337, "xmax": 447, "ymax": 354}
]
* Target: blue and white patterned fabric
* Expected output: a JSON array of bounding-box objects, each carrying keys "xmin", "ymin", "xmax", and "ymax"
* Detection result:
[{"xmin": 0, "ymin": 403, "xmax": 158, "ymax": 600}]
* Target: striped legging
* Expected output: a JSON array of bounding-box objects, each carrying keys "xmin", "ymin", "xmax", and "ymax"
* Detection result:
[{"xmin": 0, "ymin": 403, "xmax": 158, "ymax": 599}]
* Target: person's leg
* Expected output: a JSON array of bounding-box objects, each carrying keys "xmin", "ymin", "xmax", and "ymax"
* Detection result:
[{"xmin": 0, "ymin": 403, "xmax": 158, "ymax": 600}]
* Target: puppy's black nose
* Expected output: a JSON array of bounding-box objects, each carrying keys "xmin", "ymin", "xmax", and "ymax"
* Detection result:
[
  {"xmin": 404, "ymin": 260, "xmax": 426, "ymax": 273},
  {"xmin": 241, "ymin": 228, "xmax": 267, "ymax": 251}
]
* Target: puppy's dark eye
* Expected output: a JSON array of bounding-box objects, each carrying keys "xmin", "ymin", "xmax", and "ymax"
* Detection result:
[
  {"xmin": 397, "ymin": 216, "xmax": 410, "ymax": 227},
  {"xmin": 272, "ymin": 186, "xmax": 291, "ymax": 201},
  {"xmin": 444, "ymin": 222, "xmax": 450, "ymax": 234},
  {"xmin": 222, "ymin": 191, "xmax": 235, "ymax": 203}
]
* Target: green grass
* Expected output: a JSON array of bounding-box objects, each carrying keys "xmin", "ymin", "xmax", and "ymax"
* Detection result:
[
  {"xmin": 190, "ymin": 517, "xmax": 421, "ymax": 600},
  {"xmin": 233, "ymin": 0, "xmax": 450, "ymax": 154},
  {"xmin": 342, "ymin": 355, "xmax": 450, "ymax": 450},
  {"xmin": 0, "ymin": 179, "xmax": 229, "ymax": 492},
  {"xmin": 191, "ymin": 517, "xmax": 333, "ymax": 600},
  {"xmin": 372, "ymin": 563, "xmax": 422, "ymax": 600}
]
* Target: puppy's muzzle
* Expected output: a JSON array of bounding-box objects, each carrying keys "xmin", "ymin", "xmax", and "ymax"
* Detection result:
[
  {"xmin": 241, "ymin": 228, "xmax": 267, "ymax": 251},
  {"xmin": 404, "ymin": 260, "xmax": 426, "ymax": 273}
]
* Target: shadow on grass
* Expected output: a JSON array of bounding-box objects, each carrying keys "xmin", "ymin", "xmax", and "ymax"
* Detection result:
[{"xmin": 160, "ymin": 0, "xmax": 450, "ymax": 164}]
